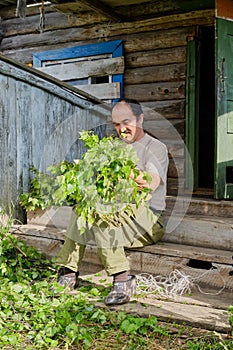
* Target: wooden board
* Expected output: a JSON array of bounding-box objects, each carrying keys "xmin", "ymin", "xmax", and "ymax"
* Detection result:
[
  {"xmin": 134, "ymin": 241, "xmax": 233, "ymax": 265},
  {"xmin": 124, "ymin": 63, "xmax": 186, "ymax": 84},
  {"xmin": 37, "ymin": 56, "xmax": 124, "ymax": 80},
  {"xmin": 73, "ymin": 82, "xmax": 120, "ymax": 99},
  {"xmin": 166, "ymin": 195, "xmax": 233, "ymax": 218},
  {"xmin": 164, "ymin": 214, "xmax": 233, "ymax": 250},
  {"xmin": 95, "ymin": 297, "xmax": 231, "ymax": 333},
  {"xmin": 126, "ymin": 47, "xmax": 187, "ymax": 68},
  {"xmin": 125, "ymin": 82, "xmax": 185, "ymax": 101}
]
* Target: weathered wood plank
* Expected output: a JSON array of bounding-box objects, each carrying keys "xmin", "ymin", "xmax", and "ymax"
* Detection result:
[
  {"xmin": 37, "ymin": 56, "xmax": 124, "ymax": 80},
  {"xmin": 2, "ymin": 11, "xmax": 70, "ymax": 36},
  {"xmin": 163, "ymin": 215, "xmax": 233, "ymax": 250},
  {"xmin": 15, "ymin": 79, "xmax": 33, "ymax": 217},
  {"xmin": 167, "ymin": 158, "xmax": 184, "ymax": 178},
  {"xmin": 115, "ymin": 298, "xmax": 231, "ymax": 333},
  {"xmin": 73, "ymin": 82, "xmax": 120, "ymax": 99},
  {"xmin": 143, "ymin": 118, "xmax": 185, "ymax": 140},
  {"xmin": 167, "ymin": 177, "xmax": 184, "ymax": 195},
  {"xmin": 12, "ymin": 224, "xmax": 66, "ymax": 240},
  {"xmin": 114, "ymin": 1, "xmax": 215, "ymax": 20},
  {"xmin": 1, "ymin": 6, "xmax": 99, "ymax": 32},
  {"xmin": 124, "ymin": 63, "xmax": 186, "ymax": 85},
  {"xmin": 134, "ymin": 242, "xmax": 233, "ymax": 265},
  {"xmin": 75, "ymin": 0, "xmax": 122, "ymax": 22},
  {"xmin": 27, "ymin": 206, "xmax": 72, "ymax": 228},
  {"xmin": 168, "ymin": 140, "xmax": 185, "ymax": 158},
  {"xmin": 166, "ymin": 195, "xmax": 233, "ymax": 218},
  {"xmin": 142, "ymin": 100, "xmax": 185, "ymax": 119},
  {"xmin": 124, "ymin": 63, "xmax": 186, "ymax": 84},
  {"xmin": 13, "ymin": 233, "xmax": 63, "ymax": 258},
  {"xmin": 126, "ymin": 47, "xmax": 187, "ymax": 68},
  {"xmin": 3, "ymin": 77, "xmax": 18, "ymax": 211},
  {"xmin": 0, "ymin": 1, "xmax": 179, "ymax": 21},
  {"xmin": 125, "ymin": 82, "xmax": 185, "ymax": 101},
  {"xmin": 123, "ymin": 27, "xmax": 195, "ymax": 53},
  {"xmin": 0, "ymin": 5, "xmax": 54, "ymax": 20}
]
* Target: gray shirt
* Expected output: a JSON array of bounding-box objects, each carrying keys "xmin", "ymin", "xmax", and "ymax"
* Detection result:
[{"xmin": 132, "ymin": 133, "xmax": 168, "ymax": 211}]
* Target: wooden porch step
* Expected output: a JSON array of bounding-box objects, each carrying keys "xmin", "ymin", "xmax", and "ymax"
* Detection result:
[
  {"xmin": 163, "ymin": 214, "xmax": 233, "ymax": 250},
  {"xmin": 11, "ymin": 223, "xmax": 233, "ymax": 291},
  {"xmin": 26, "ymin": 196, "xmax": 233, "ymax": 230},
  {"xmin": 26, "ymin": 204, "xmax": 233, "ymax": 250},
  {"xmin": 166, "ymin": 195, "xmax": 233, "ymax": 218},
  {"xmin": 135, "ymin": 241, "xmax": 233, "ymax": 265}
]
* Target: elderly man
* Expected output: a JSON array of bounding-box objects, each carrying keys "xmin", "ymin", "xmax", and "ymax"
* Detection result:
[{"xmin": 56, "ymin": 99, "xmax": 168, "ymax": 306}]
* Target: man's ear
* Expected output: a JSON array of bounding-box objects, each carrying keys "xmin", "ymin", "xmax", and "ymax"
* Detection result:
[{"xmin": 138, "ymin": 113, "xmax": 144, "ymax": 124}]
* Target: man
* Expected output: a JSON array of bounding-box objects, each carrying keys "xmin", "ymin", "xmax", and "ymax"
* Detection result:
[{"xmin": 56, "ymin": 99, "xmax": 168, "ymax": 306}]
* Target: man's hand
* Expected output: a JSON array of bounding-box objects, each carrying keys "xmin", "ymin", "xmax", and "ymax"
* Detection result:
[{"xmin": 130, "ymin": 170, "xmax": 161, "ymax": 191}]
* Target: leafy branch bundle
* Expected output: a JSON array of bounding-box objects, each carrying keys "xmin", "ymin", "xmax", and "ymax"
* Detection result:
[{"xmin": 20, "ymin": 131, "xmax": 151, "ymax": 233}]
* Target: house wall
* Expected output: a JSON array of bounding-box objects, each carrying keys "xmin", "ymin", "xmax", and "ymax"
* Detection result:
[{"xmin": 0, "ymin": 6, "xmax": 215, "ymax": 196}]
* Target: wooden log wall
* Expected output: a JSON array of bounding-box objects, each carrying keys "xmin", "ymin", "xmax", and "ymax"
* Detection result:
[{"xmin": 0, "ymin": 6, "xmax": 215, "ymax": 196}]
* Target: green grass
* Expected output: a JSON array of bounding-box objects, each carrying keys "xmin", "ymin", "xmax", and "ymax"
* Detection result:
[{"xmin": 0, "ymin": 212, "xmax": 232, "ymax": 350}]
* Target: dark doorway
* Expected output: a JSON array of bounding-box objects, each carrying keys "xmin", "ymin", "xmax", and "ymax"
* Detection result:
[{"xmin": 197, "ymin": 26, "xmax": 215, "ymax": 189}]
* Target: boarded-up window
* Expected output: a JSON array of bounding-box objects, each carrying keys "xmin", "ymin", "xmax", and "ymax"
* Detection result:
[{"xmin": 33, "ymin": 40, "xmax": 124, "ymax": 102}]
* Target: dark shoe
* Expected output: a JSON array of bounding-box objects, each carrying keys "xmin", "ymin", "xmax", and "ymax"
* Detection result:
[
  {"xmin": 58, "ymin": 271, "xmax": 79, "ymax": 290},
  {"xmin": 104, "ymin": 275, "xmax": 136, "ymax": 306}
]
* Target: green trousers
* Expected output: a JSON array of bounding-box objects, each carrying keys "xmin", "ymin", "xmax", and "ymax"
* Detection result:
[{"xmin": 56, "ymin": 209, "xmax": 165, "ymax": 276}]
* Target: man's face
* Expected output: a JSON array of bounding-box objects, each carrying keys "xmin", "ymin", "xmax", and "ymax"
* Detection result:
[{"xmin": 112, "ymin": 101, "xmax": 144, "ymax": 143}]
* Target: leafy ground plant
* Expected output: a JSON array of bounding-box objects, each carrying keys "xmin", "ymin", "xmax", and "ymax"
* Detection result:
[
  {"xmin": 20, "ymin": 131, "xmax": 151, "ymax": 233},
  {"xmin": 0, "ymin": 213, "xmax": 232, "ymax": 350},
  {"xmin": 228, "ymin": 305, "xmax": 233, "ymax": 335}
]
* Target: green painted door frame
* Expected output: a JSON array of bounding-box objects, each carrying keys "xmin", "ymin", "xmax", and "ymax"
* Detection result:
[
  {"xmin": 185, "ymin": 36, "xmax": 199, "ymax": 192},
  {"xmin": 215, "ymin": 18, "xmax": 233, "ymax": 199}
]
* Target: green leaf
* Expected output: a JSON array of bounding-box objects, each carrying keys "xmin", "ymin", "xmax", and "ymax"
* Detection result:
[{"xmin": 11, "ymin": 284, "xmax": 23, "ymax": 293}]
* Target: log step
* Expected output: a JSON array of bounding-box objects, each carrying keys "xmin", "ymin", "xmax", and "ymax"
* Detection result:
[
  {"xmin": 166, "ymin": 195, "xmax": 233, "ymax": 218},
  {"xmin": 163, "ymin": 214, "xmax": 233, "ymax": 250},
  {"xmin": 26, "ymin": 206, "xmax": 233, "ymax": 250}
]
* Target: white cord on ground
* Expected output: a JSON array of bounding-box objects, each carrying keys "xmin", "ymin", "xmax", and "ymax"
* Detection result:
[{"xmin": 136, "ymin": 268, "xmax": 226, "ymax": 299}]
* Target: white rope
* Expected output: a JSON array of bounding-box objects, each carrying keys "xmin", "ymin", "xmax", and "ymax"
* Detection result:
[{"xmin": 136, "ymin": 268, "xmax": 226, "ymax": 300}]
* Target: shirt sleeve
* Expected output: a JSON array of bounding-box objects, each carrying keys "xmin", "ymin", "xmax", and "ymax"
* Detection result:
[{"xmin": 144, "ymin": 140, "xmax": 168, "ymax": 184}]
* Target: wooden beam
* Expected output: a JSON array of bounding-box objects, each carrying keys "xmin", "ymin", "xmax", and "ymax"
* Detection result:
[
  {"xmin": 37, "ymin": 56, "xmax": 125, "ymax": 80},
  {"xmin": 77, "ymin": 0, "xmax": 122, "ymax": 22},
  {"xmin": 74, "ymin": 82, "xmax": 120, "ymax": 100}
]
